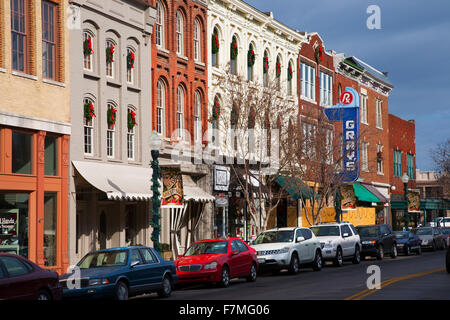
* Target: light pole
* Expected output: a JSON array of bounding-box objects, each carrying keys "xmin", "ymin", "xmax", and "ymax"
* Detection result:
[
  {"xmin": 149, "ymin": 131, "xmax": 163, "ymax": 254},
  {"xmin": 401, "ymin": 173, "xmax": 409, "ymax": 231}
]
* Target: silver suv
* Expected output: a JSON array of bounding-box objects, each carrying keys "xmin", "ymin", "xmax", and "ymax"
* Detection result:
[{"xmin": 310, "ymin": 222, "xmax": 361, "ymax": 267}]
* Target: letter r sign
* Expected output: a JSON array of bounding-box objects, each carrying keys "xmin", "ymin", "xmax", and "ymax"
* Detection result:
[{"xmin": 340, "ymin": 92, "xmax": 353, "ymax": 105}]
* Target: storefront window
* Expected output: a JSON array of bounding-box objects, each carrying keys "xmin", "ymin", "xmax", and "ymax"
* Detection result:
[
  {"xmin": 12, "ymin": 131, "xmax": 33, "ymax": 174},
  {"xmin": 44, "ymin": 193, "xmax": 57, "ymax": 266},
  {"xmin": 0, "ymin": 193, "xmax": 29, "ymax": 258},
  {"xmin": 44, "ymin": 136, "xmax": 58, "ymax": 176}
]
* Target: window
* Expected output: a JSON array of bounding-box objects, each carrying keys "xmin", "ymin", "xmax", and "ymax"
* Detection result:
[
  {"xmin": 230, "ymin": 36, "xmax": 238, "ymax": 75},
  {"xmin": 394, "ymin": 150, "xmax": 402, "ymax": 177},
  {"xmin": 156, "ymin": 80, "xmax": 165, "ymax": 136},
  {"xmin": 361, "ymin": 142, "xmax": 369, "ymax": 172},
  {"xmin": 341, "ymin": 225, "xmax": 351, "ymax": 236},
  {"xmin": 140, "ymin": 248, "xmax": 157, "ymax": 264},
  {"xmin": 300, "ymin": 229, "xmax": 313, "ymax": 240},
  {"xmin": 155, "ymin": 1, "xmax": 165, "ymax": 48},
  {"xmin": 231, "ymin": 240, "xmax": 240, "ymax": 252},
  {"xmin": 12, "ymin": 131, "xmax": 33, "ymax": 174},
  {"xmin": 361, "ymin": 94, "xmax": 368, "ymax": 124},
  {"xmin": 83, "ymin": 98, "xmax": 94, "ymax": 155},
  {"xmin": 301, "ymin": 63, "xmax": 315, "ymax": 101},
  {"xmin": 0, "ymin": 257, "xmax": 30, "ymax": 277},
  {"xmin": 407, "ymin": 153, "xmax": 415, "ymax": 179},
  {"xmin": 211, "ymin": 27, "xmax": 219, "ymax": 67},
  {"xmin": 176, "ymin": 11, "xmax": 184, "ymax": 56},
  {"xmin": 106, "ymin": 40, "xmax": 115, "ymax": 78},
  {"xmin": 263, "ymin": 51, "xmax": 269, "ymax": 87},
  {"xmin": 302, "ymin": 122, "xmax": 316, "ymax": 158},
  {"xmin": 44, "ymin": 193, "xmax": 57, "ymax": 266},
  {"xmin": 127, "ymin": 107, "xmax": 136, "ymax": 160},
  {"xmin": 194, "ymin": 91, "xmax": 202, "ymax": 143},
  {"xmin": 83, "ymin": 31, "xmax": 94, "ymax": 71},
  {"xmin": 376, "ymin": 99, "xmax": 383, "ymax": 128},
  {"xmin": 325, "ymin": 129, "xmax": 333, "ymax": 164},
  {"xmin": 107, "ymin": 104, "xmax": 116, "ymax": 158},
  {"xmin": 44, "ymin": 136, "xmax": 57, "ymax": 176},
  {"xmin": 130, "ymin": 249, "xmax": 143, "ymax": 264},
  {"xmin": 276, "ymin": 56, "xmax": 282, "ymax": 89},
  {"xmin": 287, "ymin": 61, "xmax": 294, "ymax": 96},
  {"xmin": 377, "ymin": 145, "xmax": 383, "ymax": 174},
  {"xmin": 247, "ymin": 44, "xmax": 255, "ymax": 81},
  {"xmin": 237, "ymin": 241, "xmax": 248, "ymax": 252},
  {"xmin": 320, "ymin": 72, "xmax": 332, "ymax": 106},
  {"xmin": 11, "ymin": 0, "xmax": 28, "ymax": 72},
  {"xmin": 194, "ymin": 19, "xmax": 201, "ymax": 62},
  {"xmin": 176, "ymin": 86, "xmax": 185, "ymax": 139},
  {"xmin": 42, "ymin": 1, "xmax": 57, "ymax": 80},
  {"xmin": 126, "ymin": 48, "xmax": 135, "ymax": 84}
]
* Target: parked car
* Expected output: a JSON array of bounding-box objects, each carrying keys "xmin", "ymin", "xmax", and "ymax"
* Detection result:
[
  {"xmin": 59, "ymin": 246, "xmax": 178, "ymax": 300},
  {"xmin": 175, "ymin": 238, "xmax": 258, "ymax": 287},
  {"xmin": 413, "ymin": 227, "xmax": 447, "ymax": 251},
  {"xmin": 440, "ymin": 228, "xmax": 450, "ymax": 247},
  {"xmin": 429, "ymin": 217, "xmax": 450, "ymax": 228},
  {"xmin": 310, "ymin": 222, "xmax": 361, "ymax": 267},
  {"xmin": 251, "ymin": 227, "xmax": 322, "ymax": 274},
  {"xmin": 356, "ymin": 224, "xmax": 398, "ymax": 260},
  {"xmin": 0, "ymin": 253, "xmax": 62, "ymax": 300},
  {"xmin": 446, "ymin": 246, "xmax": 450, "ymax": 274},
  {"xmin": 393, "ymin": 231, "xmax": 422, "ymax": 255}
]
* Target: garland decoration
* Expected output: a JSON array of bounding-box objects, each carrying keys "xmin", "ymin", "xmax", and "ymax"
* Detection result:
[
  {"xmin": 84, "ymin": 102, "xmax": 96, "ymax": 121},
  {"xmin": 212, "ymin": 31, "xmax": 220, "ymax": 54},
  {"xmin": 212, "ymin": 99, "xmax": 220, "ymax": 121},
  {"xmin": 128, "ymin": 109, "xmax": 137, "ymax": 130},
  {"xmin": 287, "ymin": 64, "xmax": 293, "ymax": 81},
  {"xmin": 107, "ymin": 106, "xmax": 117, "ymax": 129},
  {"xmin": 127, "ymin": 51, "xmax": 135, "ymax": 70},
  {"xmin": 276, "ymin": 60, "xmax": 281, "ymax": 78},
  {"xmin": 263, "ymin": 54, "xmax": 269, "ymax": 73},
  {"xmin": 230, "ymin": 38, "xmax": 238, "ymax": 60},
  {"xmin": 106, "ymin": 45, "xmax": 115, "ymax": 63},
  {"xmin": 83, "ymin": 38, "xmax": 93, "ymax": 56},
  {"xmin": 315, "ymin": 44, "xmax": 324, "ymax": 63},
  {"xmin": 247, "ymin": 48, "xmax": 255, "ymax": 67}
]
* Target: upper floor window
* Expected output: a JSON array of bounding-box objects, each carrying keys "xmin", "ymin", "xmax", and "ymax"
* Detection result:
[
  {"xmin": 83, "ymin": 98, "xmax": 96, "ymax": 156},
  {"xmin": 106, "ymin": 40, "xmax": 115, "ymax": 78},
  {"xmin": 377, "ymin": 145, "xmax": 384, "ymax": 174},
  {"xmin": 176, "ymin": 10, "xmax": 184, "ymax": 56},
  {"xmin": 275, "ymin": 56, "xmax": 281, "ymax": 89},
  {"xmin": 361, "ymin": 142, "xmax": 369, "ymax": 172},
  {"xmin": 360, "ymin": 94, "xmax": 368, "ymax": 124},
  {"xmin": 211, "ymin": 27, "xmax": 219, "ymax": 67},
  {"xmin": 407, "ymin": 153, "xmax": 415, "ymax": 180},
  {"xmin": 320, "ymin": 71, "xmax": 332, "ymax": 106},
  {"xmin": 156, "ymin": 80, "xmax": 166, "ymax": 136},
  {"xmin": 247, "ymin": 44, "xmax": 255, "ymax": 82},
  {"xmin": 393, "ymin": 149, "xmax": 402, "ymax": 177},
  {"xmin": 126, "ymin": 47, "xmax": 135, "ymax": 84},
  {"xmin": 376, "ymin": 99, "xmax": 383, "ymax": 129},
  {"xmin": 11, "ymin": 0, "xmax": 29, "ymax": 73},
  {"xmin": 287, "ymin": 61, "xmax": 294, "ymax": 96},
  {"xmin": 230, "ymin": 36, "xmax": 238, "ymax": 75},
  {"xmin": 83, "ymin": 31, "xmax": 94, "ymax": 71},
  {"xmin": 176, "ymin": 86, "xmax": 185, "ymax": 139},
  {"xmin": 302, "ymin": 122, "xmax": 316, "ymax": 158},
  {"xmin": 194, "ymin": 91, "xmax": 202, "ymax": 143},
  {"xmin": 194, "ymin": 19, "xmax": 201, "ymax": 62},
  {"xmin": 263, "ymin": 50, "xmax": 269, "ymax": 87},
  {"xmin": 107, "ymin": 103, "xmax": 117, "ymax": 158},
  {"xmin": 212, "ymin": 96, "xmax": 220, "ymax": 145},
  {"xmin": 42, "ymin": 0, "xmax": 57, "ymax": 80},
  {"xmin": 301, "ymin": 63, "xmax": 315, "ymax": 101},
  {"xmin": 127, "ymin": 107, "xmax": 137, "ymax": 161},
  {"xmin": 155, "ymin": 1, "xmax": 165, "ymax": 48}
]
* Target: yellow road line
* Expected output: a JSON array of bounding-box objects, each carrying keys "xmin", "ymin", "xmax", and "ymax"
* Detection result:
[{"xmin": 346, "ymin": 268, "xmax": 445, "ymax": 300}]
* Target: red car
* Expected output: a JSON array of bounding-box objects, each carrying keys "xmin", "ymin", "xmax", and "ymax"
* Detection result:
[
  {"xmin": 0, "ymin": 253, "xmax": 62, "ymax": 300},
  {"xmin": 175, "ymin": 238, "xmax": 258, "ymax": 287}
]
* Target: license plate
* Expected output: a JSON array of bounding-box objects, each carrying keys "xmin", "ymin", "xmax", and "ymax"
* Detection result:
[{"xmin": 258, "ymin": 258, "xmax": 265, "ymax": 264}]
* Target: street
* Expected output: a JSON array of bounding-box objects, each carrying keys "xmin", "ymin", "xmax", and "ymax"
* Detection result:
[{"xmin": 134, "ymin": 250, "xmax": 449, "ymax": 300}]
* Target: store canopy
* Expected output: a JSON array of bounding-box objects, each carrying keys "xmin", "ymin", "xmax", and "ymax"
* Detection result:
[
  {"xmin": 73, "ymin": 161, "xmax": 154, "ymax": 201},
  {"xmin": 360, "ymin": 182, "xmax": 389, "ymax": 203},
  {"xmin": 182, "ymin": 175, "xmax": 215, "ymax": 203},
  {"xmin": 353, "ymin": 183, "xmax": 380, "ymax": 203},
  {"xmin": 275, "ymin": 175, "xmax": 318, "ymax": 200}
]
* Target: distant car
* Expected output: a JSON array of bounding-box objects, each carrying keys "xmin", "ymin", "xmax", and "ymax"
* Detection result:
[
  {"xmin": 429, "ymin": 217, "xmax": 450, "ymax": 228},
  {"xmin": 59, "ymin": 246, "xmax": 178, "ymax": 300},
  {"xmin": 0, "ymin": 253, "xmax": 62, "ymax": 300},
  {"xmin": 393, "ymin": 231, "xmax": 422, "ymax": 255},
  {"xmin": 356, "ymin": 224, "xmax": 397, "ymax": 260},
  {"xmin": 440, "ymin": 228, "xmax": 450, "ymax": 247},
  {"xmin": 175, "ymin": 238, "xmax": 258, "ymax": 287},
  {"xmin": 310, "ymin": 222, "xmax": 361, "ymax": 267},
  {"xmin": 251, "ymin": 227, "xmax": 323, "ymax": 274},
  {"xmin": 413, "ymin": 227, "xmax": 447, "ymax": 251}
]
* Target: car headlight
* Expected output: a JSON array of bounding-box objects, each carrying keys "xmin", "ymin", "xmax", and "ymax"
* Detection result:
[
  {"xmin": 204, "ymin": 262, "xmax": 218, "ymax": 270},
  {"xmin": 278, "ymin": 247, "xmax": 290, "ymax": 254},
  {"xmin": 88, "ymin": 278, "xmax": 109, "ymax": 286}
]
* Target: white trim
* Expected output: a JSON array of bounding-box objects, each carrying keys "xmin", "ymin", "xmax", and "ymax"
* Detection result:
[
  {"xmin": 0, "ymin": 110, "xmax": 71, "ymax": 135},
  {"xmin": 0, "ymin": 68, "xmax": 6, "ymax": 73},
  {"xmin": 12, "ymin": 71, "xmax": 38, "ymax": 81},
  {"xmin": 43, "ymin": 79, "xmax": 66, "ymax": 87}
]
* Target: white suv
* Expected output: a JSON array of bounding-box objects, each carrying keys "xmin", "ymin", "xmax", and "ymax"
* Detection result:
[
  {"xmin": 310, "ymin": 222, "xmax": 361, "ymax": 267},
  {"xmin": 250, "ymin": 227, "xmax": 323, "ymax": 274}
]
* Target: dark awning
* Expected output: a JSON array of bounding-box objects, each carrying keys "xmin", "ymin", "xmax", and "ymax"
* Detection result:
[{"xmin": 275, "ymin": 175, "xmax": 318, "ymax": 200}]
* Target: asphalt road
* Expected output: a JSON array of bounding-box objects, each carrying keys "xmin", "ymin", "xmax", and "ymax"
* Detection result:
[{"xmin": 136, "ymin": 249, "xmax": 449, "ymax": 300}]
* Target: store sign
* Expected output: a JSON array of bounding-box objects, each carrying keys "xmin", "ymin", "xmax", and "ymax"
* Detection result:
[
  {"xmin": 161, "ymin": 167, "xmax": 184, "ymax": 208},
  {"xmin": 215, "ymin": 195, "xmax": 229, "ymax": 207},
  {"xmin": 324, "ymin": 87, "xmax": 360, "ymax": 183},
  {"xmin": 341, "ymin": 185, "xmax": 357, "ymax": 211},
  {"xmin": 214, "ymin": 165, "xmax": 230, "ymax": 191},
  {"xmin": 0, "ymin": 212, "xmax": 18, "ymax": 236},
  {"xmin": 407, "ymin": 190, "xmax": 421, "ymax": 213}
]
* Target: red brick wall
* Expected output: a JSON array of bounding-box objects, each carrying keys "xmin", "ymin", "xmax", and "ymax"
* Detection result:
[{"xmin": 150, "ymin": 0, "xmax": 208, "ymax": 144}]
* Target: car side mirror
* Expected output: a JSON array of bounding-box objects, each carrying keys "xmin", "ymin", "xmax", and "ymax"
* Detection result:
[
  {"xmin": 130, "ymin": 261, "xmax": 140, "ymax": 268},
  {"xmin": 231, "ymin": 250, "xmax": 239, "ymax": 256},
  {"xmin": 296, "ymin": 236, "xmax": 305, "ymax": 243}
]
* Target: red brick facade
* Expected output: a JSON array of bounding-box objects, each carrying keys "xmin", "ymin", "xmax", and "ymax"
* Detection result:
[{"xmin": 149, "ymin": 0, "xmax": 208, "ymax": 144}]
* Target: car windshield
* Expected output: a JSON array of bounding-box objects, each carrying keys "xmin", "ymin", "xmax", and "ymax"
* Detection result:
[
  {"xmin": 78, "ymin": 250, "xmax": 128, "ymax": 269},
  {"xmin": 254, "ymin": 231, "xmax": 294, "ymax": 244},
  {"xmin": 356, "ymin": 227, "xmax": 379, "ymax": 237},
  {"xmin": 394, "ymin": 232, "xmax": 408, "ymax": 239},
  {"xmin": 414, "ymin": 228, "xmax": 432, "ymax": 235},
  {"xmin": 310, "ymin": 226, "xmax": 340, "ymax": 237},
  {"xmin": 184, "ymin": 241, "xmax": 228, "ymax": 256}
]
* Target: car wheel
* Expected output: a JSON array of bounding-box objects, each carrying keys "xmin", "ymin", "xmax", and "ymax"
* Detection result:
[
  {"xmin": 288, "ymin": 253, "xmax": 300, "ymax": 274},
  {"xmin": 246, "ymin": 263, "xmax": 257, "ymax": 282},
  {"xmin": 219, "ymin": 265, "xmax": 230, "ymax": 288},
  {"xmin": 376, "ymin": 245, "xmax": 384, "ymax": 260},
  {"xmin": 37, "ymin": 289, "xmax": 52, "ymax": 301},
  {"xmin": 312, "ymin": 250, "xmax": 322, "ymax": 271},
  {"xmin": 115, "ymin": 281, "xmax": 129, "ymax": 300},
  {"xmin": 157, "ymin": 276, "xmax": 172, "ymax": 298},
  {"xmin": 391, "ymin": 245, "xmax": 398, "ymax": 259},
  {"xmin": 334, "ymin": 248, "xmax": 343, "ymax": 267},
  {"xmin": 352, "ymin": 246, "xmax": 361, "ymax": 264}
]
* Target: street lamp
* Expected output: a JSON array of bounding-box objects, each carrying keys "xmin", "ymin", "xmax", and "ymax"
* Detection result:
[
  {"xmin": 401, "ymin": 173, "xmax": 409, "ymax": 231},
  {"xmin": 149, "ymin": 131, "xmax": 163, "ymax": 254}
]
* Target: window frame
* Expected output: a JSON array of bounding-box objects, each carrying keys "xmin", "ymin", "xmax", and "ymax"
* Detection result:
[
  {"xmin": 176, "ymin": 85, "xmax": 185, "ymax": 140},
  {"xmin": 42, "ymin": 0, "xmax": 57, "ymax": 80},
  {"xmin": 301, "ymin": 63, "xmax": 316, "ymax": 102},
  {"xmin": 105, "ymin": 39, "xmax": 115, "ymax": 78},
  {"xmin": 319, "ymin": 71, "xmax": 332, "ymax": 106},
  {"xmin": 83, "ymin": 98, "xmax": 95, "ymax": 156},
  {"xmin": 194, "ymin": 19, "xmax": 201, "ymax": 62},
  {"xmin": 83, "ymin": 31, "xmax": 94, "ymax": 72},
  {"xmin": 11, "ymin": 0, "xmax": 29, "ymax": 73},
  {"xmin": 126, "ymin": 47, "xmax": 135, "ymax": 85},
  {"xmin": 155, "ymin": 0, "xmax": 165, "ymax": 48},
  {"xmin": 376, "ymin": 99, "xmax": 383, "ymax": 129},
  {"xmin": 361, "ymin": 141, "xmax": 369, "ymax": 172},
  {"xmin": 194, "ymin": 91, "xmax": 202, "ymax": 143},
  {"xmin": 106, "ymin": 103, "xmax": 116, "ymax": 158},
  {"xmin": 176, "ymin": 10, "xmax": 184, "ymax": 56},
  {"xmin": 127, "ymin": 106, "xmax": 136, "ymax": 161},
  {"xmin": 156, "ymin": 80, "xmax": 166, "ymax": 136}
]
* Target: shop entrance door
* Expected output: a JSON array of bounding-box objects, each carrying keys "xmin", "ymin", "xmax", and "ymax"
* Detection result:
[{"xmin": 276, "ymin": 199, "xmax": 287, "ymax": 228}]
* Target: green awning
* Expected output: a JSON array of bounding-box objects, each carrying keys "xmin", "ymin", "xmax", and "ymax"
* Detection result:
[
  {"xmin": 275, "ymin": 175, "xmax": 318, "ymax": 200},
  {"xmin": 353, "ymin": 183, "xmax": 380, "ymax": 203},
  {"xmin": 391, "ymin": 200, "xmax": 407, "ymax": 210}
]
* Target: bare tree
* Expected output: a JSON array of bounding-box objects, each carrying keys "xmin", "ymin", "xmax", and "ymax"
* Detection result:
[{"xmin": 431, "ymin": 139, "xmax": 450, "ymax": 197}]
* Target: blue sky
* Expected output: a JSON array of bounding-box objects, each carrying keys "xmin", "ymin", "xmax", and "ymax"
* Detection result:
[{"xmin": 245, "ymin": 0, "xmax": 450, "ymax": 171}]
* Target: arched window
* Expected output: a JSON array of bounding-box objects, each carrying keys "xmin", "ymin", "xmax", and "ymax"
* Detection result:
[
  {"xmin": 176, "ymin": 85, "xmax": 185, "ymax": 139},
  {"xmin": 155, "ymin": 1, "xmax": 165, "ymax": 48},
  {"xmin": 212, "ymin": 95, "xmax": 220, "ymax": 145},
  {"xmin": 247, "ymin": 43, "xmax": 255, "ymax": 81},
  {"xmin": 230, "ymin": 35, "xmax": 238, "ymax": 75},
  {"xmin": 127, "ymin": 106, "xmax": 137, "ymax": 160},
  {"xmin": 106, "ymin": 103, "xmax": 118, "ymax": 158},
  {"xmin": 83, "ymin": 31, "xmax": 94, "ymax": 71},
  {"xmin": 287, "ymin": 60, "xmax": 294, "ymax": 96},
  {"xmin": 176, "ymin": 10, "xmax": 184, "ymax": 55},
  {"xmin": 211, "ymin": 27, "xmax": 219, "ymax": 67},
  {"xmin": 106, "ymin": 39, "xmax": 116, "ymax": 78},
  {"xmin": 156, "ymin": 80, "xmax": 165, "ymax": 135},
  {"xmin": 194, "ymin": 91, "xmax": 202, "ymax": 143},
  {"xmin": 276, "ymin": 55, "xmax": 282, "ymax": 89},
  {"xmin": 126, "ymin": 47, "xmax": 135, "ymax": 84},
  {"xmin": 194, "ymin": 19, "xmax": 201, "ymax": 62},
  {"xmin": 83, "ymin": 97, "xmax": 95, "ymax": 155},
  {"xmin": 263, "ymin": 50, "xmax": 269, "ymax": 87}
]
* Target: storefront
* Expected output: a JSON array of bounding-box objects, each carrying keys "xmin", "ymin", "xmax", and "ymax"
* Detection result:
[{"xmin": 0, "ymin": 125, "xmax": 70, "ymax": 275}]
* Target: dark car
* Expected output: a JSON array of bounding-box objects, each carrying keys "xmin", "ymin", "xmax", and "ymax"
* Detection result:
[
  {"xmin": 440, "ymin": 227, "xmax": 450, "ymax": 247},
  {"xmin": 413, "ymin": 227, "xmax": 447, "ymax": 251},
  {"xmin": 446, "ymin": 246, "xmax": 450, "ymax": 274},
  {"xmin": 59, "ymin": 246, "xmax": 178, "ymax": 300},
  {"xmin": 0, "ymin": 253, "xmax": 62, "ymax": 300},
  {"xmin": 356, "ymin": 224, "xmax": 397, "ymax": 260},
  {"xmin": 393, "ymin": 231, "xmax": 422, "ymax": 255}
]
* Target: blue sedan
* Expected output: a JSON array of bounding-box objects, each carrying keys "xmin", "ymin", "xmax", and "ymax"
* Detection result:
[
  {"xmin": 59, "ymin": 246, "xmax": 178, "ymax": 300},
  {"xmin": 394, "ymin": 231, "xmax": 422, "ymax": 256}
]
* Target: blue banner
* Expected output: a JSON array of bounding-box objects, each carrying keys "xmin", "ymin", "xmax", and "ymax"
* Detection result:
[{"xmin": 324, "ymin": 87, "xmax": 360, "ymax": 183}]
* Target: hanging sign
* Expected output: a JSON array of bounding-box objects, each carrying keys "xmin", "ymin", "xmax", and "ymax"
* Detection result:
[
  {"xmin": 324, "ymin": 87, "xmax": 360, "ymax": 183},
  {"xmin": 341, "ymin": 185, "xmax": 357, "ymax": 211},
  {"xmin": 161, "ymin": 167, "xmax": 184, "ymax": 208},
  {"xmin": 407, "ymin": 190, "xmax": 421, "ymax": 213}
]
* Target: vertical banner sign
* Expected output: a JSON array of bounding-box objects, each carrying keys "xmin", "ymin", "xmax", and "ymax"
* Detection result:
[
  {"xmin": 407, "ymin": 190, "xmax": 421, "ymax": 213},
  {"xmin": 341, "ymin": 185, "xmax": 357, "ymax": 211},
  {"xmin": 161, "ymin": 167, "xmax": 184, "ymax": 208},
  {"xmin": 324, "ymin": 87, "xmax": 360, "ymax": 183}
]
